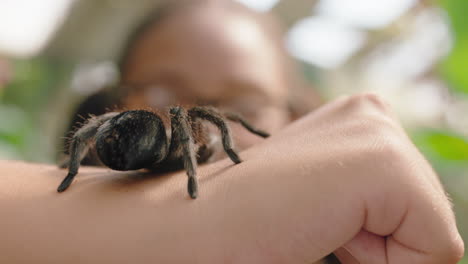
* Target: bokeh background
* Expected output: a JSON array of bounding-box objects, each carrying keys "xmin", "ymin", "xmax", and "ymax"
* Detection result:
[{"xmin": 0, "ymin": 0, "xmax": 466, "ymax": 261}]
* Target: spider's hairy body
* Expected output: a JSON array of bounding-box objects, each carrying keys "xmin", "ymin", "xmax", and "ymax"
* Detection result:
[
  {"xmin": 57, "ymin": 106, "xmax": 269, "ymax": 199},
  {"xmin": 96, "ymin": 110, "xmax": 169, "ymax": 170}
]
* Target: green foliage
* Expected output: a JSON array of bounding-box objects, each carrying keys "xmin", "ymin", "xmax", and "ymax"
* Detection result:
[
  {"xmin": 0, "ymin": 57, "xmax": 71, "ymax": 161},
  {"xmin": 411, "ymin": 129, "xmax": 468, "ymax": 186},
  {"xmin": 413, "ymin": 129, "xmax": 468, "ymax": 161},
  {"xmin": 412, "ymin": 131, "xmax": 468, "ymax": 262},
  {"xmin": 2, "ymin": 58, "xmax": 70, "ymax": 112},
  {"xmin": 460, "ymin": 257, "xmax": 468, "ymax": 264},
  {"xmin": 0, "ymin": 104, "xmax": 31, "ymax": 159},
  {"xmin": 439, "ymin": 0, "xmax": 468, "ymax": 94}
]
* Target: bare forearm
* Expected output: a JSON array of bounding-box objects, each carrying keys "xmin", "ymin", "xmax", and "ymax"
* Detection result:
[{"xmin": 0, "ymin": 151, "xmax": 359, "ymax": 263}]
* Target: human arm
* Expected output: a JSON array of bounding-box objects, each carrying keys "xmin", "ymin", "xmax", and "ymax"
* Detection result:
[{"xmin": 0, "ymin": 94, "xmax": 463, "ymax": 263}]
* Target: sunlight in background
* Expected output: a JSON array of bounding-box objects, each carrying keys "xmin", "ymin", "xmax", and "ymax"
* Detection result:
[
  {"xmin": 364, "ymin": 8, "xmax": 452, "ymax": 80},
  {"xmin": 286, "ymin": 16, "xmax": 366, "ymax": 68},
  {"xmin": 315, "ymin": 0, "xmax": 417, "ymax": 29},
  {"xmin": 0, "ymin": 0, "xmax": 74, "ymax": 57},
  {"xmin": 234, "ymin": 0, "xmax": 280, "ymax": 12},
  {"xmin": 234, "ymin": 0, "xmax": 419, "ymax": 69},
  {"xmin": 285, "ymin": 0, "xmax": 417, "ymax": 68}
]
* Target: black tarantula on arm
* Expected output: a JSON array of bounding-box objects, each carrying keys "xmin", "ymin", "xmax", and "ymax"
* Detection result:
[{"xmin": 58, "ymin": 106, "xmax": 269, "ymax": 199}]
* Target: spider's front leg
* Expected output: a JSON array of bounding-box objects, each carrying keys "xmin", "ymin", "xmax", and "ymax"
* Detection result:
[
  {"xmin": 188, "ymin": 106, "xmax": 242, "ymax": 164},
  {"xmin": 57, "ymin": 112, "xmax": 118, "ymax": 192},
  {"xmin": 223, "ymin": 112, "xmax": 270, "ymax": 138},
  {"xmin": 170, "ymin": 107, "xmax": 199, "ymax": 199}
]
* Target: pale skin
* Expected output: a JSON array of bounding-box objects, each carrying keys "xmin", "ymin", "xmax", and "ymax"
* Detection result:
[{"xmin": 0, "ymin": 94, "xmax": 464, "ymax": 263}]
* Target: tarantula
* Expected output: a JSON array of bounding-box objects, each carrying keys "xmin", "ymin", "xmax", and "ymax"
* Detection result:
[{"xmin": 58, "ymin": 106, "xmax": 269, "ymax": 198}]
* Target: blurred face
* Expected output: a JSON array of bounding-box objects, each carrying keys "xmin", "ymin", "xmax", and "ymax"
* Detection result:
[{"xmin": 120, "ymin": 3, "xmax": 290, "ymax": 148}]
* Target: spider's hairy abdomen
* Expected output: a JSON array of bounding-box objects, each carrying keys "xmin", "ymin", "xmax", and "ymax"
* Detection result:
[{"xmin": 95, "ymin": 110, "xmax": 168, "ymax": 171}]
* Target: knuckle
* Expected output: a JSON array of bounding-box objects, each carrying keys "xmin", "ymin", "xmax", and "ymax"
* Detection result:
[
  {"xmin": 344, "ymin": 93, "xmax": 393, "ymax": 116},
  {"xmin": 341, "ymin": 94, "xmax": 400, "ymax": 137},
  {"xmin": 345, "ymin": 110, "xmax": 400, "ymax": 143},
  {"xmin": 359, "ymin": 93, "xmax": 388, "ymax": 107}
]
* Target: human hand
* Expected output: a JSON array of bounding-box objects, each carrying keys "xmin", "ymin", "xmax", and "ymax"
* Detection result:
[{"xmin": 265, "ymin": 93, "xmax": 464, "ymax": 263}]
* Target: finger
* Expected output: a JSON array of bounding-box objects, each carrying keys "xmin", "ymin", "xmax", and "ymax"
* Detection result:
[
  {"xmin": 337, "ymin": 229, "xmax": 387, "ymax": 264},
  {"xmin": 333, "ymin": 247, "xmax": 360, "ymax": 264}
]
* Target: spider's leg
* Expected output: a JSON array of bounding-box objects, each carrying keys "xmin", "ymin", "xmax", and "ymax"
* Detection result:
[
  {"xmin": 188, "ymin": 106, "xmax": 242, "ymax": 164},
  {"xmin": 223, "ymin": 112, "xmax": 270, "ymax": 138},
  {"xmin": 170, "ymin": 106, "xmax": 199, "ymax": 199},
  {"xmin": 57, "ymin": 112, "xmax": 119, "ymax": 192}
]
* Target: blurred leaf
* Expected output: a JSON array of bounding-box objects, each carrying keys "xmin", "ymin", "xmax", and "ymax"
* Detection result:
[
  {"xmin": 0, "ymin": 104, "xmax": 28, "ymax": 134},
  {"xmin": 2, "ymin": 58, "xmax": 68, "ymax": 111},
  {"xmin": 0, "ymin": 57, "xmax": 71, "ymax": 161},
  {"xmin": 412, "ymin": 129, "xmax": 468, "ymax": 162},
  {"xmin": 438, "ymin": 0, "xmax": 468, "ymax": 94},
  {"xmin": 0, "ymin": 104, "xmax": 32, "ymax": 158}
]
